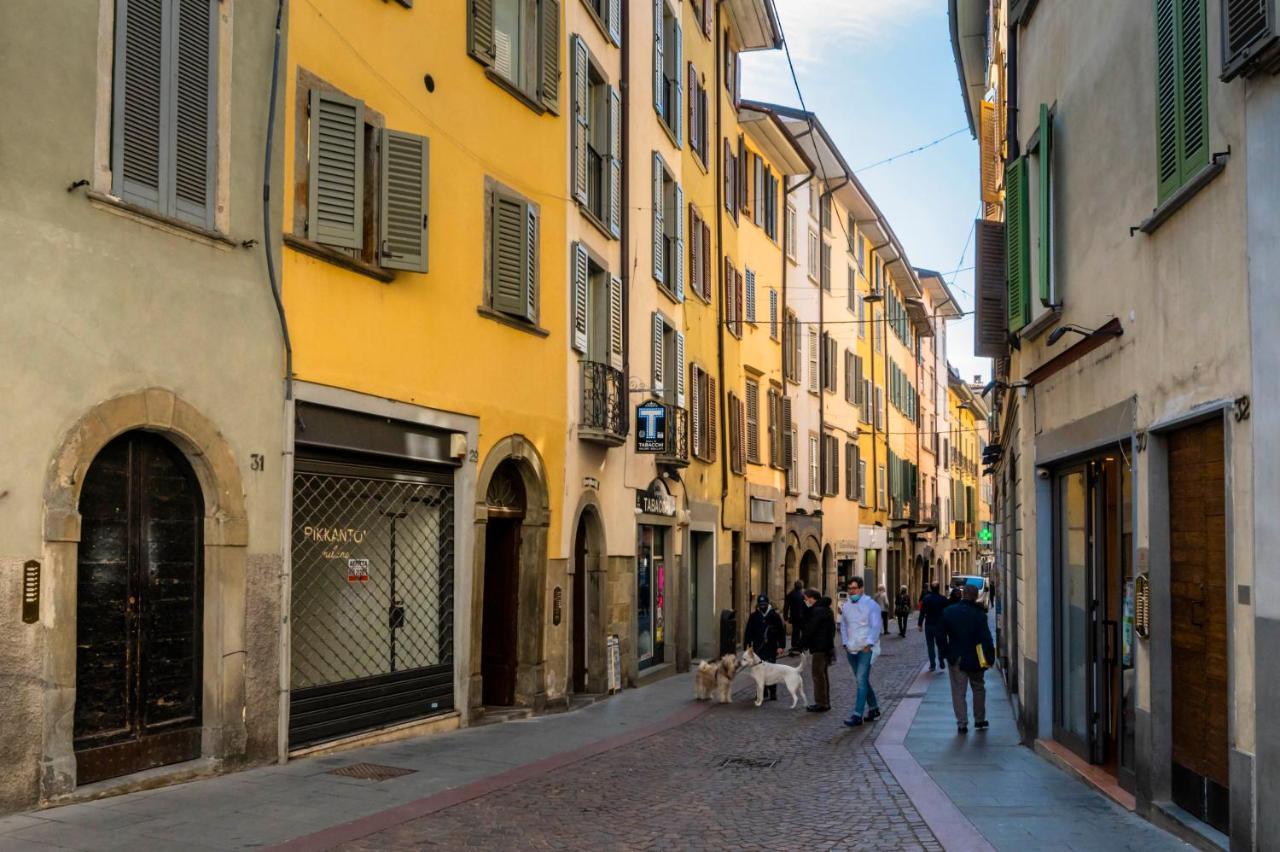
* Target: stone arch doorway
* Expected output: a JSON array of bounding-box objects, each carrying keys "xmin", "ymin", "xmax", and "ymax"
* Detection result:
[
  {"xmin": 41, "ymin": 389, "xmax": 248, "ymax": 798},
  {"xmin": 75, "ymin": 431, "xmax": 205, "ymax": 784},
  {"xmin": 571, "ymin": 501, "xmax": 605, "ymax": 694},
  {"xmin": 799, "ymin": 550, "xmax": 820, "ymax": 590},
  {"xmin": 822, "ymin": 545, "xmax": 835, "ymax": 595},
  {"xmin": 784, "ymin": 545, "xmax": 798, "ymax": 587},
  {"xmin": 470, "ymin": 437, "xmax": 551, "ymax": 714}
]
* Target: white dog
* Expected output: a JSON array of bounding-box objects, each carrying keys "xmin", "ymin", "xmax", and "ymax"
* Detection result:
[
  {"xmin": 694, "ymin": 654, "xmax": 739, "ymax": 704},
  {"xmin": 739, "ymin": 647, "xmax": 808, "ymax": 708}
]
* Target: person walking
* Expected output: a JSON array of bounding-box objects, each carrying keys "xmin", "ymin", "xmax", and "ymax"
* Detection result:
[
  {"xmin": 939, "ymin": 584, "xmax": 996, "ymax": 734},
  {"xmin": 917, "ymin": 581, "xmax": 949, "ymax": 671},
  {"xmin": 800, "ymin": 589, "xmax": 835, "ymax": 712},
  {"xmin": 783, "ymin": 580, "xmax": 807, "ymax": 657},
  {"xmin": 839, "ymin": 577, "xmax": 882, "ymax": 727},
  {"xmin": 744, "ymin": 594, "xmax": 785, "ymax": 700},
  {"xmin": 874, "ymin": 585, "xmax": 891, "ymax": 636},
  {"xmin": 894, "ymin": 585, "xmax": 912, "ymax": 637}
]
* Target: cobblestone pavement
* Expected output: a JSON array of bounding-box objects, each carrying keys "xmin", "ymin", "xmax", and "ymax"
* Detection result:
[{"xmin": 339, "ymin": 632, "xmax": 938, "ymax": 852}]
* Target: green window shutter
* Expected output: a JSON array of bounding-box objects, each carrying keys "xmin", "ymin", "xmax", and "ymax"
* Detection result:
[
  {"xmin": 469, "ymin": 0, "xmax": 496, "ymax": 65},
  {"xmin": 538, "ymin": 0, "xmax": 561, "ymax": 113},
  {"xmin": 1155, "ymin": 0, "xmax": 1180, "ymax": 201},
  {"xmin": 609, "ymin": 275, "xmax": 624, "ymax": 369},
  {"xmin": 1177, "ymin": 0, "xmax": 1210, "ymax": 183},
  {"xmin": 652, "ymin": 153, "xmax": 665, "ymax": 284},
  {"xmin": 491, "ymin": 191, "xmax": 527, "ymax": 317},
  {"xmin": 608, "ymin": 86, "xmax": 622, "ymax": 238},
  {"xmin": 1038, "ymin": 103, "xmax": 1052, "ymax": 306},
  {"xmin": 1005, "ymin": 157, "xmax": 1031, "ymax": 332},
  {"xmin": 524, "ymin": 202, "xmax": 539, "ymax": 321},
  {"xmin": 571, "ymin": 241, "xmax": 589, "ymax": 353},
  {"xmin": 653, "ymin": 0, "xmax": 665, "ymax": 117},
  {"xmin": 652, "ymin": 313, "xmax": 665, "ymax": 397},
  {"xmin": 571, "ymin": 35, "xmax": 588, "ymax": 206},
  {"xmin": 112, "ymin": 0, "xmax": 166, "ymax": 211},
  {"xmin": 379, "ymin": 129, "xmax": 429, "ymax": 273},
  {"xmin": 307, "ymin": 89, "xmax": 365, "ymax": 250},
  {"xmin": 172, "ymin": 0, "xmax": 217, "ymax": 228}
]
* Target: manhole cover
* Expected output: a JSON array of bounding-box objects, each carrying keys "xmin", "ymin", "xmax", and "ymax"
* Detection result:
[
  {"xmin": 326, "ymin": 762, "xmax": 417, "ymax": 781},
  {"xmin": 719, "ymin": 756, "xmax": 778, "ymax": 770}
]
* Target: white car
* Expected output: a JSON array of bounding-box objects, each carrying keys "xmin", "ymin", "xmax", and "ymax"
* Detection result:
[{"xmin": 950, "ymin": 575, "xmax": 989, "ymax": 609}]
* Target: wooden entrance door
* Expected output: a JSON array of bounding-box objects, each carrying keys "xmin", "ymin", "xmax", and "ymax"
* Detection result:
[
  {"xmin": 75, "ymin": 432, "xmax": 204, "ymax": 784},
  {"xmin": 572, "ymin": 518, "xmax": 588, "ymax": 693},
  {"xmin": 482, "ymin": 517, "xmax": 521, "ymax": 706},
  {"xmin": 1168, "ymin": 419, "xmax": 1230, "ymax": 833}
]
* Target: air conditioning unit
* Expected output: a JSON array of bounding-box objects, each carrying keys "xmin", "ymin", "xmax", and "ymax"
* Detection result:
[{"xmin": 1222, "ymin": 0, "xmax": 1280, "ymax": 81}]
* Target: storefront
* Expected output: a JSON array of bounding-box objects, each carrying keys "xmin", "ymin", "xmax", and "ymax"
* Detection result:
[
  {"xmin": 289, "ymin": 402, "xmax": 461, "ymax": 748},
  {"xmin": 636, "ymin": 480, "xmax": 676, "ymax": 672},
  {"xmin": 859, "ymin": 525, "xmax": 887, "ymax": 593}
]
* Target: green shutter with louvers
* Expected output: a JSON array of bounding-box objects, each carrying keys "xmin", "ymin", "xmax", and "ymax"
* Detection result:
[
  {"xmin": 491, "ymin": 191, "xmax": 529, "ymax": 318},
  {"xmin": 1038, "ymin": 104, "xmax": 1052, "ymax": 306},
  {"xmin": 571, "ymin": 35, "xmax": 588, "ymax": 206},
  {"xmin": 1005, "ymin": 157, "xmax": 1031, "ymax": 332},
  {"xmin": 308, "ymin": 89, "xmax": 365, "ymax": 250},
  {"xmin": 538, "ymin": 0, "xmax": 561, "ymax": 113},
  {"xmin": 1155, "ymin": 0, "xmax": 1180, "ymax": 200},
  {"xmin": 379, "ymin": 129, "xmax": 429, "ymax": 272},
  {"xmin": 469, "ymin": 0, "xmax": 496, "ymax": 65},
  {"xmin": 1155, "ymin": 0, "xmax": 1209, "ymax": 203}
]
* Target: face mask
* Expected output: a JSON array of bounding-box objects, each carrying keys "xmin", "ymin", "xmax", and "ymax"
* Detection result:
[{"xmin": 849, "ymin": 593, "xmax": 862, "ymax": 602}]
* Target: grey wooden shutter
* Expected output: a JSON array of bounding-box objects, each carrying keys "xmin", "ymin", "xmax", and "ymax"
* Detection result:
[
  {"xmin": 571, "ymin": 36, "xmax": 589, "ymax": 206},
  {"xmin": 652, "ymin": 313, "xmax": 665, "ymax": 397},
  {"xmin": 307, "ymin": 89, "xmax": 365, "ymax": 250},
  {"xmin": 525, "ymin": 203, "xmax": 539, "ymax": 320},
  {"xmin": 689, "ymin": 208, "xmax": 701, "ymax": 298},
  {"xmin": 701, "ymin": 220, "xmax": 711, "ymax": 300},
  {"xmin": 687, "ymin": 63, "xmax": 697, "ymax": 154},
  {"xmin": 491, "ymin": 192, "xmax": 527, "ymax": 316},
  {"xmin": 675, "ymin": 331, "xmax": 686, "ymax": 407},
  {"xmin": 690, "ymin": 365, "xmax": 702, "ymax": 455},
  {"xmin": 653, "ymin": 0, "xmax": 665, "ymax": 116},
  {"xmin": 674, "ymin": 183, "xmax": 685, "ymax": 300},
  {"xmin": 538, "ymin": 0, "xmax": 561, "ymax": 113},
  {"xmin": 572, "ymin": 241, "xmax": 589, "ymax": 353},
  {"xmin": 768, "ymin": 390, "xmax": 778, "ymax": 467},
  {"xmin": 379, "ymin": 129, "xmax": 429, "ymax": 272},
  {"xmin": 746, "ymin": 381, "xmax": 759, "ymax": 462},
  {"xmin": 469, "ymin": 0, "xmax": 496, "ymax": 65},
  {"xmin": 608, "ymin": 0, "xmax": 622, "ymax": 45},
  {"xmin": 608, "ymin": 86, "xmax": 622, "ymax": 237},
  {"xmin": 609, "ymin": 275, "xmax": 624, "ymax": 369},
  {"xmin": 171, "ymin": 0, "xmax": 217, "ymax": 227},
  {"xmin": 672, "ymin": 22, "xmax": 683, "ymax": 145},
  {"xmin": 1222, "ymin": 0, "xmax": 1278, "ymax": 80},
  {"xmin": 652, "ymin": 153, "xmax": 665, "ymax": 284},
  {"xmin": 745, "ymin": 267, "xmax": 756, "ymax": 322},
  {"xmin": 769, "ymin": 288, "xmax": 778, "ymax": 339},
  {"xmin": 112, "ymin": 0, "xmax": 167, "ymax": 211}
]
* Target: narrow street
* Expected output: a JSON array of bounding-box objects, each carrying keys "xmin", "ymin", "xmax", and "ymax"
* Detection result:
[{"xmin": 0, "ymin": 629, "xmax": 1185, "ymax": 851}]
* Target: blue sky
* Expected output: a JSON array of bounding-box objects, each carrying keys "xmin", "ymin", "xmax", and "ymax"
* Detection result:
[{"xmin": 742, "ymin": 0, "xmax": 990, "ymax": 384}]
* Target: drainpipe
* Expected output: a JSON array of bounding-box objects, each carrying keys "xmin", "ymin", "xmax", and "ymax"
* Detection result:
[
  {"xmin": 621, "ymin": 0, "xmax": 631, "ymax": 411},
  {"xmin": 714, "ymin": 1, "xmax": 728, "ymax": 507}
]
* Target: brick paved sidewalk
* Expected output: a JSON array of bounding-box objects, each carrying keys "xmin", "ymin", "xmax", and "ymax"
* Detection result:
[{"xmin": 0, "ymin": 631, "xmax": 934, "ymax": 851}]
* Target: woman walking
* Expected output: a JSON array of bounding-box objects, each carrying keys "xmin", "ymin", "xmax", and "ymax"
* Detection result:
[
  {"xmin": 874, "ymin": 585, "xmax": 891, "ymax": 636},
  {"xmin": 895, "ymin": 585, "xmax": 912, "ymax": 637}
]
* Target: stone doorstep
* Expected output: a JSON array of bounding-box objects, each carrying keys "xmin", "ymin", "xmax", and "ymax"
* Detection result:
[
  {"xmin": 1150, "ymin": 801, "xmax": 1230, "ymax": 852},
  {"xmin": 40, "ymin": 757, "xmax": 221, "ymax": 810},
  {"xmin": 288, "ymin": 711, "xmax": 462, "ymax": 760}
]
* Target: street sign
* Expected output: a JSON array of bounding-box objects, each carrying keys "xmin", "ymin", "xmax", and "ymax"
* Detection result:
[{"xmin": 635, "ymin": 401, "xmax": 667, "ymax": 453}]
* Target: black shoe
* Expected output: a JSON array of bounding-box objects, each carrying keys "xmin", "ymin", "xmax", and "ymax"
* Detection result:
[
  {"xmin": 865, "ymin": 708, "xmax": 882, "ymax": 722},
  {"xmin": 818, "ymin": 705, "xmax": 831, "ymax": 712},
  {"xmin": 957, "ymin": 724, "xmax": 968, "ymax": 734},
  {"xmin": 806, "ymin": 704, "xmax": 823, "ymax": 712},
  {"xmin": 843, "ymin": 715, "xmax": 864, "ymax": 727},
  {"xmin": 929, "ymin": 664, "xmax": 936, "ymax": 671},
  {"xmin": 975, "ymin": 720, "xmax": 989, "ymax": 731},
  {"xmin": 940, "ymin": 662, "xmax": 947, "ymax": 670}
]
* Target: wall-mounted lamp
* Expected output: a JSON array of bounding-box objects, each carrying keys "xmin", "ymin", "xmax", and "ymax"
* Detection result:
[
  {"xmin": 981, "ymin": 379, "xmax": 1030, "ymax": 396},
  {"xmin": 863, "ymin": 290, "xmax": 883, "ymax": 304},
  {"xmin": 1047, "ymin": 323, "xmax": 1122, "ymax": 346}
]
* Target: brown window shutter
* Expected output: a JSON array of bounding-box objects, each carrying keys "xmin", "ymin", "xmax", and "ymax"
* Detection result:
[
  {"xmin": 974, "ymin": 218, "xmax": 1008, "ymax": 358},
  {"xmin": 707, "ymin": 374, "xmax": 718, "ymax": 462}
]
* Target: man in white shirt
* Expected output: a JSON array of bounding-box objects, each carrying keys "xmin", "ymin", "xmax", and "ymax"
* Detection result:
[{"xmin": 839, "ymin": 576, "xmax": 882, "ymax": 726}]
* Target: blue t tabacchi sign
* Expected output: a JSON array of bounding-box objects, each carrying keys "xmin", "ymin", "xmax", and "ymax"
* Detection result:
[{"xmin": 635, "ymin": 401, "xmax": 667, "ymax": 453}]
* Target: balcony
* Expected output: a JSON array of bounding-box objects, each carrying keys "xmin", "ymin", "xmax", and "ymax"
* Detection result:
[
  {"xmin": 890, "ymin": 498, "xmax": 916, "ymax": 525},
  {"xmin": 657, "ymin": 405, "xmax": 689, "ymax": 468},
  {"xmin": 579, "ymin": 361, "xmax": 627, "ymax": 446},
  {"xmin": 917, "ymin": 501, "xmax": 939, "ymax": 528}
]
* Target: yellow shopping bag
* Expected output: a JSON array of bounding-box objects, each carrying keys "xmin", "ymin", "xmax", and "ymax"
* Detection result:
[{"xmin": 976, "ymin": 644, "xmax": 988, "ymax": 669}]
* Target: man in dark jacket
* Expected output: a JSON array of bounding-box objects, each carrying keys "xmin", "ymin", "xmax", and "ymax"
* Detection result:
[
  {"xmin": 799, "ymin": 589, "xmax": 835, "ymax": 712},
  {"xmin": 917, "ymin": 581, "xmax": 950, "ymax": 672},
  {"xmin": 783, "ymin": 580, "xmax": 807, "ymax": 656},
  {"xmin": 939, "ymin": 585, "xmax": 996, "ymax": 733},
  {"xmin": 744, "ymin": 594, "xmax": 785, "ymax": 700}
]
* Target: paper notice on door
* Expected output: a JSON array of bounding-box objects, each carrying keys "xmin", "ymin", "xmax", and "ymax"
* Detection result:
[{"xmin": 347, "ymin": 558, "xmax": 370, "ymax": 583}]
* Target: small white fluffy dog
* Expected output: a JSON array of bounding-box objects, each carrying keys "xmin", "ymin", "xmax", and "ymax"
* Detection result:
[
  {"xmin": 740, "ymin": 647, "xmax": 809, "ymax": 708},
  {"xmin": 694, "ymin": 654, "xmax": 739, "ymax": 704}
]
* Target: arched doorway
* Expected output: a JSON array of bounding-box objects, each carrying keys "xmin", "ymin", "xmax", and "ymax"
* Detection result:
[
  {"xmin": 799, "ymin": 550, "xmax": 819, "ymax": 590},
  {"xmin": 822, "ymin": 545, "xmax": 835, "ymax": 595},
  {"xmin": 75, "ymin": 431, "xmax": 204, "ymax": 784},
  {"xmin": 481, "ymin": 461, "xmax": 526, "ymax": 707},
  {"xmin": 784, "ymin": 546, "xmax": 798, "ymax": 586},
  {"xmin": 571, "ymin": 505, "xmax": 604, "ymax": 694}
]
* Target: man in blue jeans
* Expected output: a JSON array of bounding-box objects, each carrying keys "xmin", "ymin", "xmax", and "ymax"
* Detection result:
[
  {"xmin": 839, "ymin": 576, "xmax": 882, "ymax": 727},
  {"xmin": 917, "ymin": 581, "xmax": 950, "ymax": 671}
]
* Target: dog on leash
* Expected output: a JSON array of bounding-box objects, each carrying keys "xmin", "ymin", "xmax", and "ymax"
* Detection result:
[
  {"xmin": 693, "ymin": 654, "xmax": 739, "ymax": 704},
  {"xmin": 739, "ymin": 647, "xmax": 809, "ymax": 708}
]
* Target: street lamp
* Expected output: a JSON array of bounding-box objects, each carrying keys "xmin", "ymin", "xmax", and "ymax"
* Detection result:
[{"xmin": 1046, "ymin": 323, "xmax": 1122, "ymax": 346}]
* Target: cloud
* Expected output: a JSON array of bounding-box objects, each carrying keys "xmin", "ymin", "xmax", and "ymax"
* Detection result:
[{"xmin": 769, "ymin": 0, "xmax": 935, "ymax": 65}]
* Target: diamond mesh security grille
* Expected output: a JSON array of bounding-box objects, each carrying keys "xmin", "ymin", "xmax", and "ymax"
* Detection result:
[{"xmin": 291, "ymin": 466, "xmax": 454, "ymax": 691}]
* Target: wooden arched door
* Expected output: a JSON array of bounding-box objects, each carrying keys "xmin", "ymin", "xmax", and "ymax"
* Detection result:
[{"xmin": 75, "ymin": 431, "xmax": 204, "ymax": 784}]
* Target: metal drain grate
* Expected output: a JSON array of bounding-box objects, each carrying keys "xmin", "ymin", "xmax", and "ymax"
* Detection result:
[
  {"xmin": 719, "ymin": 756, "xmax": 778, "ymax": 770},
  {"xmin": 326, "ymin": 762, "xmax": 418, "ymax": 781}
]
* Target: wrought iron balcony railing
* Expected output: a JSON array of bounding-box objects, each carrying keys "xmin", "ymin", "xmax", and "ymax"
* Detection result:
[
  {"xmin": 658, "ymin": 405, "xmax": 689, "ymax": 467},
  {"xmin": 579, "ymin": 361, "xmax": 627, "ymax": 446}
]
